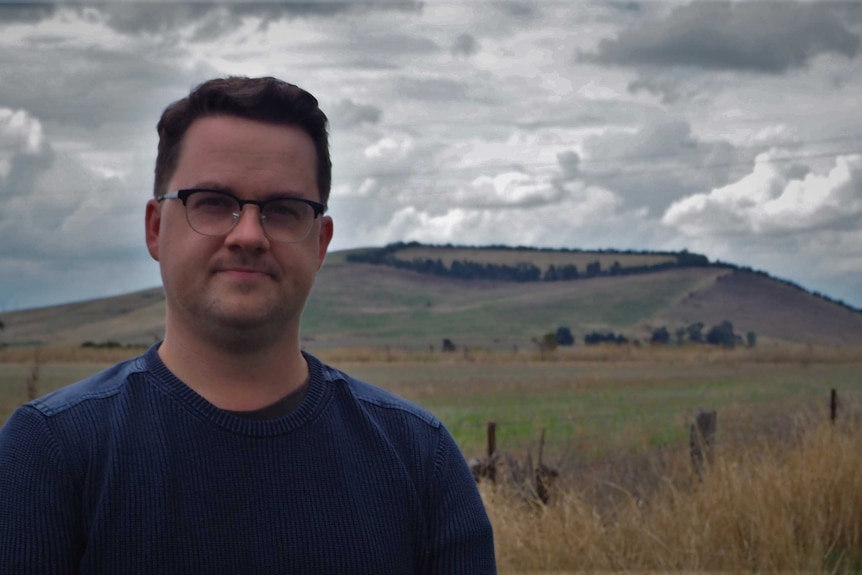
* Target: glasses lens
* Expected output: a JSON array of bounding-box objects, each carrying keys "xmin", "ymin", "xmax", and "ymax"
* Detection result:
[
  {"xmin": 185, "ymin": 191, "xmax": 239, "ymax": 236},
  {"xmin": 261, "ymin": 199, "xmax": 315, "ymax": 243}
]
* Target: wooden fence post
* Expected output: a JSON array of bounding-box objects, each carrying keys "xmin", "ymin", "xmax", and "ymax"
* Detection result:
[
  {"xmin": 534, "ymin": 428, "xmax": 558, "ymax": 505},
  {"xmin": 690, "ymin": 409, "xmax": 717, "ymax": 482},
  {"xmin": 830, "ymin": 388, "xmax": 838, "ymax": 424},
  {"xmin": 486, "ymin": 421, "xmax": 497, "ymax": 483},
  {"xmin": 467, "ymin": 421, "xmax": 498, "ymax": 484},
  {"xmin": 25, "ymin": 348, "xmax": 41, "ymax": 401}
]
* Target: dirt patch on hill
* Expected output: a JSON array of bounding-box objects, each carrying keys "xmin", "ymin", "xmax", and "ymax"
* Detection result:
[{"xmin": 664, "ymin": 270, "xmax": 862, "ymax": 345}]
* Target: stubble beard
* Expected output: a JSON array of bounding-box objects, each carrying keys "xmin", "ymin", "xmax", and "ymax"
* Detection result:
[{"xmin": 172, "ymin": 280, "xmax": 303, "ymax": 355}]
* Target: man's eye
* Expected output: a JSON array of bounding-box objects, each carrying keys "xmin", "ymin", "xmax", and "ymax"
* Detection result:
[
  {"xmin": 193, "ymin": 194, "xmax": 234, "ymax": 210},
  {"xmin": 267, "ymin": 202, "xmax": 303, "ymax": 219}
]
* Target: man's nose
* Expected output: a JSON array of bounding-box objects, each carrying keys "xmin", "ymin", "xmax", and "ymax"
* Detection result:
[{"xmin": 225, "ymin": 206, "xmax": 269, "ymax": 248}]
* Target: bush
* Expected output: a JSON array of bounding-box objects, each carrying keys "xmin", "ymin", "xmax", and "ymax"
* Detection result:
[
  {"xmin": 555, "ymin": 326, "xmax": 575, "ymax": 346},
  {"xmin": 706, "ymin": 321, "xmax": 736, "ymax": 347},
  {"xmin": 650, "ymin": 326, "xmax": 670, "ymax": 345}
]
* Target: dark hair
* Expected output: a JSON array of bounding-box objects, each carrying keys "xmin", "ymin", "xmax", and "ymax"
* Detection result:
[{"xmin": 154, "ymin": 76, "xmax": 331, "ymax": 208}]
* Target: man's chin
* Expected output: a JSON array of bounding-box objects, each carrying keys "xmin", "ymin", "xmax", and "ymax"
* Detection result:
[
  {"xmin": 211, "ymin": 305, "xmax": 280, "ymax": 330},
  {"xmin": 202, "ymin": 312, "xmax": 292, "ymax": 352}
]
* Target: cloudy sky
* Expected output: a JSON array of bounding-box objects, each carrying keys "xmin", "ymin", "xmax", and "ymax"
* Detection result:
[{"xmin": 1, "ymin": 0, "xmax": 861, "ymax": 312}]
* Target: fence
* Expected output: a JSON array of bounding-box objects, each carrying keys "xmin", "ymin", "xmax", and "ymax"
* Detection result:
[{"xmin": 469, "ymin": 388, "xmax": 854, "ymax": 504}]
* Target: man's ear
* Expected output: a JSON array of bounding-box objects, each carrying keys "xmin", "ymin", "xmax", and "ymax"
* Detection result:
[
  {"xmin": 316, "ymin": 215, "xmax": 334, "ymax": 270},
  {"xmin": 145, "ymin": 199, "xmax": 162, "ymax": 262}
]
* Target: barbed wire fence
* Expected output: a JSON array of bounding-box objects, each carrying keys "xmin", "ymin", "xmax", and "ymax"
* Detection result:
[{"xmin": 459, "ymin": 388, "xmax": 862, "ymax": 504}]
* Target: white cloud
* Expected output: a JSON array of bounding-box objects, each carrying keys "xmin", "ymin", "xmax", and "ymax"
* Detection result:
[
  {"xmin": 460, "ymin": 171, "xmax": 558, "ymax": 207},
  {"xmin": 0, "ymin": 108, "xmax": 43, "ymax": 177},
  {"xmin": 663, "ymin": 152, "xmax": 862, "ymax": 236},
  {"xmin": 364, "ymin": 136, "xmax": 415, "ymax": 163},
  {"xmin": 364, "ymin": 180, "xmax": 628, "ymax": 248}
]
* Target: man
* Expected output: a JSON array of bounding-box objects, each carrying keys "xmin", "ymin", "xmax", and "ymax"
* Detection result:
[{"xmin": 0, "ymin": 77, "xmax": 496, "ymax": 574}]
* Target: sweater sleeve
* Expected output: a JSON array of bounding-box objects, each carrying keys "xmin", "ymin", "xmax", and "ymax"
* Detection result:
[
  {"xmin": 0, "ymin": 406, "xmax": 83, "ymax": 575},
  {"xmin": 420, "ymin": 424, "xmax": 497, "ymax": 575}
]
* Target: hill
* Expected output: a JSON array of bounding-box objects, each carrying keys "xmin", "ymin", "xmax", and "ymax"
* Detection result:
[{"xmin": 2, "ymin": 245, "xmax": 861, "ymax": 349}]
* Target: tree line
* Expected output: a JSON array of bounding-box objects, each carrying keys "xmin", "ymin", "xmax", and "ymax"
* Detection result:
[
  {"xmin": 346, "ymin": 241, "xmax": 710, "ymax": 283},
  {"xmin": 530, "ymin": 320, "xmax": 754, "ymax": 351}
]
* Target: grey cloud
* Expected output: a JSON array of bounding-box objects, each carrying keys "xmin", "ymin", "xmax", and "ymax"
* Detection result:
[
  {"xmin": 0, "ymin": 140, "xmax": 146, "ymax": 269},
  {"xmin": 1, "ymin": 148, "xmax": 56, "ymax": 201},
  {"xmin": 0, "ymin": 4, "xmax": 58, "ymax": 23},
  {"xmin": 628, "ymin": 75, "xmax": 698, "ymax": 105},
  {"xmin": 1, "ymin": 2, "xmax": 422, "ymax": 38},
  {"xmin": 606, "ymin": 2, "xmax": 641, "ymax": 15},
  {"xmin": 490, "ymin": 2, "xmax": 538, "ymax": 20},
  {"xmin": 585, "ymin": 118, "xmax": 695, "ymax": 159},
  {"xmin": 344, "ymin": 30, "xmax": 439, "ymax": 58},
  {"xmin": 0, "ymin": 44, "xmax": 218, "ymax": 128},
  {"xmin": 556, "ymin": 150, "xmax": 580, "ymax": 181},
  {"xmin": 451, "ymin": 33, "xmax": 478, "ymax": 57},
  {"xmin": 579, "ymin": 118, "xmax": 748, "ymax": 214},
  {"xmin": 329, "ymin": 99, "xmax": 382, "ymax": 128},
  {"xmin": 581, "ymin": 2, "xmax": 861, "ymax": 73},
  {"xmin": 394, "ymin": 77, "xmax": 468, "ymax": 101}
]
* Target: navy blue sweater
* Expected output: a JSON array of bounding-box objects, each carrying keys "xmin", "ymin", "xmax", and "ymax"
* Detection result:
[{"xmin": 0, "ymin": 346, "xmax": 496, "ymax": 574}]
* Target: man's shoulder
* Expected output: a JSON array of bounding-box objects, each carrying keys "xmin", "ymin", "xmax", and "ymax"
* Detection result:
[
  {"xmin": 319, "ymin": 362, "xmax": 440, "ymax": 430},
  {"xmin": 29, "ymin": 354, "xmax": 147, "ymax": 418}
]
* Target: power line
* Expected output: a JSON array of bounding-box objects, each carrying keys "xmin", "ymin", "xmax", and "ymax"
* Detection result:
[
  {"xmin": 339, "ymin": 134, "xmax": 862, "ymax": 181},
  {"xmin": 333, "ymin": 142, "xmax": 862, "ymax": 201}
]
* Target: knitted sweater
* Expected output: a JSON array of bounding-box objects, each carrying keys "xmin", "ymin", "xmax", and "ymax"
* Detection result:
[{"xmin": 0, "ymin": 345, "xmax": 496, "ymax": 574}]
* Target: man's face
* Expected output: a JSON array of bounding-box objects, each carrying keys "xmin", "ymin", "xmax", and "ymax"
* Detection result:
[{"xmin": 145, "ymin": 115, "xmax": 333, "ymax": 346}]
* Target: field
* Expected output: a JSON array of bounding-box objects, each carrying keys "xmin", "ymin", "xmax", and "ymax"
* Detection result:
[{"xmin": 2, "ymin": 343, "xmax": 862, "ymax": 571}]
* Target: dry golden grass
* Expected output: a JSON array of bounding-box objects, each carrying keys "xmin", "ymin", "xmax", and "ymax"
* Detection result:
[
  {"xmin": 0, "ymin": 345, "xmax": 146, "ymax": 365},
  {"xmin": 4, "ymin": 342, "xmax": 861, "ymax": 367},
  {"xmin": 485, "ymin": 413, "xmax": 862, "ymax": 572},
  {"xmin": 315, "ymin": 342, "xmax": 862, "ymax": 366}
]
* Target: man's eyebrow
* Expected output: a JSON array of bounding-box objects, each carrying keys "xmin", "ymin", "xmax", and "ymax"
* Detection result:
[
  {"xmin": 188, "ymin": 181, "xmax": 234, "ymax": 192},
  {"xmin": 187, "ymin": 183, "xmax": 305, "ymax": 200}
]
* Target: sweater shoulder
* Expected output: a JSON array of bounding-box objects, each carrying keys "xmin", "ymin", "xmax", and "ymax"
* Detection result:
[
  {"xmin": 321, "ymin": 363, "xmax": 441, "ymax": 430},
  {"xmin": 28, "ymin": 355, "xmax": 146, "ymax": 417}
]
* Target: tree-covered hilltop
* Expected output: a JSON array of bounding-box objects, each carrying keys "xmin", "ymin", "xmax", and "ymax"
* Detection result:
[
  {"xmin": 345, "ymin": 242, "xmax": 861, "ymax": 313},
  {"xmin": 346, "ymin": 241, "xmax": 710, "ymax": 283}
]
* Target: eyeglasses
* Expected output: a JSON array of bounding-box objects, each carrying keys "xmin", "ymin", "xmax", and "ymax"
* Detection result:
[{"xmin": 158, "ymin": 189, "xmax": 325, "ymax": 244}]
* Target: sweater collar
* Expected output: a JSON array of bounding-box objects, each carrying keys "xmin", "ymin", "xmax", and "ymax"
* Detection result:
[{"xmin": 141, "ymin": 343, "xmax": 331, "ymax": 437}]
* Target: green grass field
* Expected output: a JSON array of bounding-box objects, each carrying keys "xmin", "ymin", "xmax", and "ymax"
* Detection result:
[
  {"xmin": 336, "ymin": 357, "xmax": 862, "ymax": 462},
  {"xmin": 4, "ymin": 346, "xmax": 860, "ymax": 466}
]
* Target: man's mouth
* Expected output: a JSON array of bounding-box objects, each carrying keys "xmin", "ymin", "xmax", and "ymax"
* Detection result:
[{"xmin": 216, "ymin": 266, "xmax": 273, "ymax": 280}]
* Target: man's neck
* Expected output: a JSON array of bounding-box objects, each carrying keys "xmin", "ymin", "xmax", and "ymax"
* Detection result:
[{"xmin": 157, "ymin": 325, "xmax": 308, "ymax": 412}]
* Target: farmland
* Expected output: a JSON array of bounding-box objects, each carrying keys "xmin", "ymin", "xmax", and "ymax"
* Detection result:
[
  {"xmin": 2, "ymin": 343, "xmax": 861, "ymax": 571},
  {"xmin": 4, "ymin": 245, "xmax": 862, "ymax": 350},
  {"xmin": 4, "ymin": 344, "xmax": 860, "ymax": 457}
]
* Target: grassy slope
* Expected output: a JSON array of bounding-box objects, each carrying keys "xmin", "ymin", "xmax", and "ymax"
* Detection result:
[
  {"xmin": 301, "ymin": 257, "xmax": 724, "ymax": 348},
  {"xmin": 2, "ymin": 289, "xmax": 166, "ymax": 347},
  {"xmin": 664, "ymin": 268, "xmax": 862, "ymax": 345}
]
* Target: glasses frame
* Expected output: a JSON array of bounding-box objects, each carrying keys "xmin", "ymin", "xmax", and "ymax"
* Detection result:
[{"xmin": 158, "ymin": 188, "xmax": 326, "ymax": 244}]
